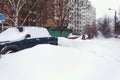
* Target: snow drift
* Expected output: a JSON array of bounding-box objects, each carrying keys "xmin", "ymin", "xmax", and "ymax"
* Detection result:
[{"xmin": 0, "ymin": 27, "xmax": 120, "ymax": 80}]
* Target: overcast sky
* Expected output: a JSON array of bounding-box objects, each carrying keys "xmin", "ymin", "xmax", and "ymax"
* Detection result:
[{"xmin": 89, "ymin": 0, "xmax": 120, "ymax": 18}]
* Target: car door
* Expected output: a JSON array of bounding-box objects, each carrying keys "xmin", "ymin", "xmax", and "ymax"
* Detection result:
[{"xmin": 23, "ymin": 38, "xmax": 41, "ymax": 49}]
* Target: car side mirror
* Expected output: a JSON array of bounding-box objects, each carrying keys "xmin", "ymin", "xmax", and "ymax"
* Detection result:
[{"xmin": 25, "ymin": 34, "xmax": 31, "ymax": 39}]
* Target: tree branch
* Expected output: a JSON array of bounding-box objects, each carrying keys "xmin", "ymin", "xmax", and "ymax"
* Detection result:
[{"xmin": 21, "ymin": 0, "xmax": 38, "ymax": 26}]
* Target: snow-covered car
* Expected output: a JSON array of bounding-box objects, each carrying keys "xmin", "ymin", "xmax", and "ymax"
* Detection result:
[
  {"xmin": 67, "ymin": 32, "xmax": 81, "ymax": 39},
  {"xmin": 0, "ymin": 27, "xmax": 58, "ymax": 54}
]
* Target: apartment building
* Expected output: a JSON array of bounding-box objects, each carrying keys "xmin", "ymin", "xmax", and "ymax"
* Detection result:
[{"xmin": 68, "ymin": 0, "xmax": 96, "ymax": 34}]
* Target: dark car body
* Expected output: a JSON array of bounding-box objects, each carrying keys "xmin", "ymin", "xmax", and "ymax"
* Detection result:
[
  {"xmin": 0, "ymin": 27, "xmax": 58, "ymax": 54},
  {"xmin": 0, "ymin": 37, "xmax": 58, "ymax": 54}
]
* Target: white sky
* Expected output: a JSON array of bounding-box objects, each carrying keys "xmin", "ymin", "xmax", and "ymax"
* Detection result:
[{"xmin": 89, "ymin": 0, "xmax": 120, "ymax": 18}]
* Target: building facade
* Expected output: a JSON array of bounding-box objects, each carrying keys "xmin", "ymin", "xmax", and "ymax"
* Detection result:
[{"xmin": 68, "ymin": 0, "xmax": 96, "ymax": 34}]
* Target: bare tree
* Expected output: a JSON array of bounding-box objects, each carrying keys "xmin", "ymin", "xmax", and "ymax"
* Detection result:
[
  {"xmin": 8, "ymin": 0, "xmax": 26, "ymax": 26},
  {"xmin": 19, "ymin": 0, "xmax": 54, "ymax": 27},
  {"xmin": 97, "ymin": 16, "xmax": 112, "ymax": 38},
  {"xmin": 84, "ymin": 23, "xmax": 97, "ymax": 39},
  {"xmin": 114, "ymin": 9, "xmax": 120, "ymax": 37},
  {"xmin": 0, "ymin": 0, "xmax": 72, "ymax": 28},
  {"xmin": 20, "ymin": 0, "xmax": 38, "ymax": 26},
  {"xmin": 36, "ymin": 0, "xmax": 54, "ymax": 27},
  {"xmin": 114, "ymin": 21, "xmax": 120, "ymax": 37},
  {"xmin": 1, "ymin": 0, "xmax": 26, "ymax": 26},
  {"xmin": 49, "ymin": 0, "xmax": 74, "ymax": 36},
  {"xmin": 3, "ymin": 0, "xmax": 26, "ymax": 26},
  {"xmin": 54, "ymin": 0, "xmax": 72, "ymax": 29}
]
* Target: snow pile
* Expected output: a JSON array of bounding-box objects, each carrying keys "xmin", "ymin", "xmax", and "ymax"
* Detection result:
[
  {"xmin": 0, "ymin": 27, "xmax": 120, "ymax": 80},
  {"xmin": 0, "ymin": 38, "xmax": 120, "ymax": 80},
  {"xmin": 59, "ymin": 37, "xmax": 120, "ymax": 61},
  {"xmin": 0, "ymin": 27, "xmax": 50, "ymax": 42}
]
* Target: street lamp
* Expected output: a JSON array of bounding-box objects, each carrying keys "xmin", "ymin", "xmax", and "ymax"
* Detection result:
[{"xmin": 109, "ymin": 8, "xmax": 117, "ymax": 36}]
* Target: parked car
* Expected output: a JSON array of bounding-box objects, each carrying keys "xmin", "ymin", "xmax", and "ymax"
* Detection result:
[
  {"xmin": 0, "ymin": 27, "xmax": 58, "ymax": 54},
  {"xmin": 67, "ymin": 32, "xmax": 81, "ymax": 39}
]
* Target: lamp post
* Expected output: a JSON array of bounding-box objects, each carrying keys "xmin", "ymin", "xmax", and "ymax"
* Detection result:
[{"xmin": 109, "ymin": 8, "xmax": 117, "ymax": 36}]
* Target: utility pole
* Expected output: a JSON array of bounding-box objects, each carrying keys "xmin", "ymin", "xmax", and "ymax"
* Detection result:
[
  {"xmin": 109, "ymin": 8, "xmax": 117, "ymax": 36},
  {"xmin": 114, "ymin": 10, "xmax": 117, "ymax": 36}
]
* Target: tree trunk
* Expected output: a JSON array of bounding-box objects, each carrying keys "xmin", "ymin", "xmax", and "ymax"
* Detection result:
[{"xmin": 14, "ymin": 11, "xmax": 19, "ymax": 26}]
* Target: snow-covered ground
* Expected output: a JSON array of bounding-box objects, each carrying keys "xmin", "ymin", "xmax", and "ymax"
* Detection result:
[{"xmin": 0, "ymin": 27, "xmax": 120, "ymax": 80}]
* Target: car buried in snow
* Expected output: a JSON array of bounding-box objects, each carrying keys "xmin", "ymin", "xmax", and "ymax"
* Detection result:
[{"xmin": 0, "ymin": 26, "xmax": 58, "ymax": 54}]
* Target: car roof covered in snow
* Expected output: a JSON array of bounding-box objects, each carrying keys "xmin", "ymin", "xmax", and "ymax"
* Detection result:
[{"xmin": 0, "ymin": 26, "xmax": 51, "ymax": 42}]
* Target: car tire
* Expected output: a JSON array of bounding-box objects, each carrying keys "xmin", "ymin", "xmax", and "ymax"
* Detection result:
[{"xmin": 1, "ymin": 45, "xmax": 20, "ymax": 54}]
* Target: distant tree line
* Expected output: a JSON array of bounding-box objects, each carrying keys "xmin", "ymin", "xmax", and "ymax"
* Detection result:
[{"xmin": 97, "ymin": 12, "xmax": 120, "ymax": 38}]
